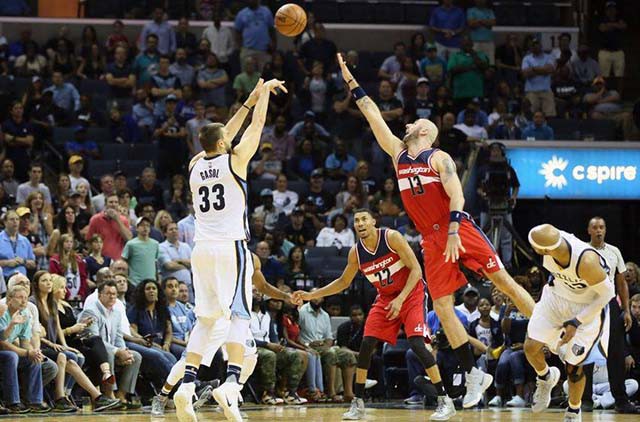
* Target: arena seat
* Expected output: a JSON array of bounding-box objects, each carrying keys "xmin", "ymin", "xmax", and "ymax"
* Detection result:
[
  {"xmin": 102, "ymin": 143, "xmax": 131, "ymax": 160},
  {"xmin": 323, "ymin": 179, "xmax": 342, "ymax": 196},
  {"xmin": 330, "ymin": 316, "xmax": 349, "ymax": 338}
]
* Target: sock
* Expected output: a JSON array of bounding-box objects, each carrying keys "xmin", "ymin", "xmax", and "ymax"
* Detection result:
[
  {"xmin": 568, "ymin": 403, "xmax": 581, "ymax": 413},
  {"xmin": 183, "ymin": 365, "xmax": 198, "ymax": 384},
  {"xmin": 453, "ymin": 342, "xmax": 475, "ymax": 373},
  {"xmin": 354, "ymin": 383, "xmax": 365, "ymax": 398},
  {"xmin": 160, "ymin": 385, "xmax": 172, "ymax": 397},
  {"xmin": 433, "ymin": 381, "xmax": 446, "ymax": 396},
  {"xmin": 226, "ymin": 364, "xmax": 242, "ymax": 384},
  {"xmin": 537, "ymin": 368, "xmax": 550, "ymax": 381}
]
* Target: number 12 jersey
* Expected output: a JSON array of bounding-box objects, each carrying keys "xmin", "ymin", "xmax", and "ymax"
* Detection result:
[{"xmin": 189, "ymin": 154, "xmax": 249, "ymax": 242}]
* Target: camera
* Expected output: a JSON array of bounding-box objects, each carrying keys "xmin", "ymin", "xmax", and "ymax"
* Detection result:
[{"xmin": 481, "ymin": 161, "xmax": 512, "ymax": 214}]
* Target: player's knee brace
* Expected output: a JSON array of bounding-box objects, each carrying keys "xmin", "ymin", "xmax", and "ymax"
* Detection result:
[
  {"xmin": 567, "ymin": 365, "xmax": 585, "ymax": 383},
  {"xmin": 357, "ymin": 337, "xmax": 379, "ymax": 370},
  {"xmin": 408, "ymin": 336, "xmax": 436, "ymax": 369}
]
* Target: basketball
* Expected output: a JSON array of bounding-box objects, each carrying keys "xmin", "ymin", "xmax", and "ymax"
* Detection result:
[{"xmin": 275, "ymin": 3, "xmax": 307, "ymax": 37}]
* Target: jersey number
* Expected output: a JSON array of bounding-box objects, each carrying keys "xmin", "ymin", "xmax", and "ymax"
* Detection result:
[
  {"xmin": 198, "ymin": 184, "xmax": 225, "ymax": 212},
  {"xmin": 407, "ymin": 175, "xmax": 424, "ymax": 196},
  {"xmin": 375, "ymin": 268, "xmax": 393, "ymax": 287}
]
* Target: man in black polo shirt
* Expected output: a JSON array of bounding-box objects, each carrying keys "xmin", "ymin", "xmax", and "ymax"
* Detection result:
[
  {"xmin": 436, "ymin": 112, "xmax": 469, "ymax": 174},
  {"xmin": 284, "ymin": 207, "xmax": 316, "ymax": 248},
  {"xmin": 2, "ymin": 101, "xmax": 34, "ymax": 181},
  {"xmin": 106, "ymin": 46, "xmax": 136, "ymax": 101}
]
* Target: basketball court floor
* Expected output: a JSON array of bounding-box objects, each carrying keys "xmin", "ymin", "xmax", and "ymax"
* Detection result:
[{"xmin": 10, "ymin": 403, "xmax": 635, "ymax": 421}]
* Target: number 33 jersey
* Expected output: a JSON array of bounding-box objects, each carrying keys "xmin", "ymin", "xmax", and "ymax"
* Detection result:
[
  {"xmin": 356, "ymin": 229, "xmax": 410, "ymax": 299},
  {"xmin": 542, "ymin": 230, "xmax": 610, "ymax": 304},
  {"xmin": 190, "ymin": 154, "xmax": 249, "ymax": 242}
]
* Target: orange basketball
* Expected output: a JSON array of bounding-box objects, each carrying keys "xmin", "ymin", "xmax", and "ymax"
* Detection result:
[{"xmin": 275, "ymin": 3, "xmax": 307, "ymax": 37}]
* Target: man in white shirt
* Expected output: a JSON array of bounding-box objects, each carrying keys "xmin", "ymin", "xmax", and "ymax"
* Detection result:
[
  {"xmin": 454, "ymin": 111, "xmax": 488, "ymax": 141},
  {"xmin": 68, "ymin": 155, "xmax": 91, "ymax": 193},
  {"xmin": 15, "ymin": 163, "xmax": 52, "ymax": 206},
  {"xmin": 455, "ymin": 286, "xmax": 481, "ymax": 323},
  {"xmin": 201, "ymin": 9, "xmax": 235, "ymax": 67},
  {"xmin": 91, "ymin": 174, "xmax": 115, "ymax": 213}
]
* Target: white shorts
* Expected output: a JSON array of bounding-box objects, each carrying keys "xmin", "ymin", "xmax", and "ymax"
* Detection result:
[
  {"xmin": 192, "ymin": 240, "xmax": 253, "ymax": 320},
  {"xmin": 527, "ymin": 285, "xmax": 609, "ymax": 366},
  {"xmin": 196, "ymin": 318, "xmax": 257, "ymax": 365}
]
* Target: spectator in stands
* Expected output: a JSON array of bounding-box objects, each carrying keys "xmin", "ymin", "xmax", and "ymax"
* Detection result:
[
  {"xmin": 0, "ymin": 210, "xmax": 35, "ymax": 279},
  {"xmin": 552, "ymin": 50, "xmax": 579, "ymax": 115},
  {"xmin": 285, "ymin": 207, "xmax": 316, "ymax": 248},
  {"xmin": 255, "ymin": 241, "xmax": 286, "ymax": 288},
  {"xmin": 289, "ymin": 110, "xmax": 330, "ymax": 142},
  {"xmin": 49, "ymin": 39, "xmax": 76, "ymax": 79},
  {"xmin": 626, "ymin": 262, "xmax": 639, "ymax": 296},
  {"xmin": 174, "ymin": 17, "xmax": 196, "ymax": 55},
  {"xmin": 448, "ymin": 36, "xmax": 489, "ymax": 108},
  {"xmin": 78, "ymin": 281, "xmax": 142, "ymax": 408},
  {"xmin": 134, "ymin": 168, "xmax": 163, "ymax": 211},
  {"xmin": 153, "ymin": 95, "xmax": 188, "ymax": 179},
  {"xmin": 436, "ymin": 111, "xmax": 471, "ymax": 168},
  {"xmin": 49, "ymin": 205, "xmax": 85, "ymax": 259},
  {"xmin": 66, "ymin": 190, "xmax": 91, "ymax": 234},
  {"xmin": 132, "ymin": 89, "xmax": 155, "ymax": 134},
  {"xmin": 86, "ymin": 193, "xmax": 132, "ymax": 260},
  {"xmin": 551, "ymin": 32, "xmax": 577, "ymax": 62},
  {"xmin": 467, "ymin": 0, "xmax": 496, "ymax": 65},
  {"xmin": 66, "ymin": 155, "xmax": 90, "ymax": 192},
  {"xmin": 151, "ymin": 55, "xmax": 182, "ymax": 117},
  {"xmin": 272, "ymin": 173, "xmax": 299, "ymax": 216},
  {"xmin": 315, "ymin": 214, "xmax": 355, "ymax": 249},
  {"xmin": 455, "ymin": 286, "xmax": 480, "ymax": 323},
  {"xmin": 418, "ymin": 44, "xmax": 447, "ymax": 89},
  {"xmin": 233, "ymin": 56, "xmax": 261, "ymax": 102},
  {"xmin": 234, "ymin": 0, "xmax": 274, "ymax": 71},
  {"xmin": 49, "ymin": 234, "xmax": 88, "ymax": 300},
  {"xmin": 584, "ymin": 75, "xmax": 622, "ymax": 119},
  {"xmin": 162, "ymin": 175, "xmax": 188, "ymax": 221},
  {"xmin": 122, "ymin": 217, "xmax": 159, "ymax": 288},
  {"xmin": 299, "ymin": 22, "xmax": 337, "ymax": 73},
  {"xmin": 139, "ymin": 7, "xmax": 176, "ymax": 55},
  {"xmin": 457, "ymin": 98, "xmax": 488, "ymax": 127},
  {"xmin": 299, "ymin": 290, "xmax": 357, "ymax": 401},
  {"xmin": 495, "ymin": 34, "xmax": 523, "ymax": 88},
  {"xmin": 494, "ymin": 114, "xmax": 522, "ymax": 140},
  {"xmin": 261, "ymin": 115, "xmax": 295, "ymax": 161},
  {"xmin": 17, "ymin": 207, "xmax": 46, "ymax": 272},
  {"xmin": 84, "ymin": 234, "xmax": 111, "ymax": 282},
  {"xmin": 468, "ymin": 297, "xmax": 503, "ymax": 371},
  {"xmin": 301, "ymin": 61, "xmax": 330, "ymax": 118},
  {"xmin": 50, "ymin": 173, "xmax": 70, "ymax": 212},
  {"xmin": 522, "ymin": 111, "xmax": 555, "ymax": 140},
  {"xmin": 132, "ymin": 34, "xmax": 160, "ymax": 86},
  {"xmin": 105, "ymin": 20, "xmax": 128, "ymax": 55},
  {"xmin": 405, "ymin": 77, "xmax": 434, "ymax": 121},
  {"xmin": 335, "ymin": 174, "xmax": 366, "ymax": 212},
  {"xmin": 408, "ymin": 32, "xmax": 426, "ymax": 62},
  {"xmin": 354, "ymin": 161, "xmax": 378, "ymax": 198},
  {"xmin": 185, "ymin": 101, "xmax": 211, "ymax": 156},
  {"xmin": 65, "ymin": 127, "xmax": 99, "ymax": 162},
  {"xmin": 14, "ymin": 43, "xmax": 46, "ymax": 77},
  {"xmin": 166, "ymin": 48, "xmax": 192, "ymax": 88},
  {"xmin": 288, "ymin": 138, "xmax": 323, "ymax": 180},
  {"xmin": 372, "ymin": 178, "xmax": 403, "ymax": 217},
  {"xmin": 0, "ymin": 284, "xmax": 49, "ymax": 414},
  {"xmin": 487, "ymin": 100, "xmax": 507, "ymax": 133},
  {"xmin": 286, "ymin": 246, "xmax": 313, "ymax": 290},
  {"xmin": 571, "ymin": 45, "xmax": 602, "ymax": 90},
  {"xmin": 24, "ymin": 189, "xmax": 53, "ymax": 253},
  {"xmin": 202, "ymin": 7, "xmax": 234, "ymax": 69},
  {"xmin": 1, "ymin": 159, "xmax": 19, "ymax": 200},
  {"xmin": 325, "ymin": 138, "xmax": 357, "ymax": 180},
  {"xmin": 454, "ymin": 109, "xmax": 488, "ymax": 141},
  {"xmin": 44, "ymin": 71, "xmax": 80, "ymax": 115},
  {"xmin": 375, "ymin": 79, "xmax": 404, "ymax": 137},
  {"xmin": 197, "ymin": 52, "xmax": 228, "ymax": 110},
  {"xmin": 429, "ymin": 0, "xmax": 466, "ymax": 59},
  {"xmin": 16, "ymin": 163, "xmax": 51, "ymax": 206},
  {"xmin": 597, "ymin": 1, "xmax": 627, "ymax": 91},
  {"xmin": 3, "ymin": 101, "xmax": 34, "ymax": 181},
  {"xmin": 76, "ymin": 43, "xmax": 106, "ymax": 80},
  {"xmin": 522, "ymin": 38, "xmax": 556, "ymax": 117},
  {"xmin": 251, "ymin": 142, "xmax": 282, "ymax": 180},
  {"xmin": 164, "ymin": 277, "xmax": 195, "ymax": 360},
  {"xmin": 75, "ymin": 95, "xmax": 106, "ymax": 128},
  {"xmin": 159, "ymin": 222, "xmax": 192, "ymax": 291},
  {"xmin": 378, "ymin": 41, "xmax": 406, "ymax": 81},
  {"xmin": 106, "ymin": 46, "xmax": 136, "ymax": 101},
  {"xmin": 91, "ymin": 174, "xmax": 114, "ymax": 214}
]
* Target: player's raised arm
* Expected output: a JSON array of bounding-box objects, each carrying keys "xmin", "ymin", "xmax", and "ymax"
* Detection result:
[
  {"xmin": 384, "ymin": 230, "xmax": 422, "ymax": 319},
  {"xmin": 225, "ymin": 78, "xmax": 264, "ymax": 141},
  {"xmin": 232, "ymin": 79, "xmax": 287, "ymax": 171},
  {"xmin": 251, "ymin": 253, "xmax": 296, "ymax": 304},
  {"xmin": 292, "ymin": 246, "xmax": 360, "ymax": 302},
  {"xmin": 337, "ymin": 53, "xmax": 404, "ymax": 159},
  {"xmin": 432, "ymin": 150, "xmax": 466, "ymax": 263}
]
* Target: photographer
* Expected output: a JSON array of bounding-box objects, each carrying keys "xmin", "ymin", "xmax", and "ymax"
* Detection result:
[{"xmin": 476, "ymin": 142, "xmax": 519, "ymax": 269}]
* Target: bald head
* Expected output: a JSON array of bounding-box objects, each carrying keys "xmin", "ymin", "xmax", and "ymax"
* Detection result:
[
  {"xmin": 403, "ymin": 118, "xmax": 439, "ymax": 146},
  {"xmin": 528, "ymin": 224, "xmax": 562, "ymax": 254}
]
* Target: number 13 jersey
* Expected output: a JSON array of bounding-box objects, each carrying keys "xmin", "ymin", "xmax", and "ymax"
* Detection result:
[
  {"xmin": 190, "ymin": 154, "xmax": 249, "ymax": 242},
  {"xmin": 356, "ymin": 229, "xmax": 410, "ymax": 299}
]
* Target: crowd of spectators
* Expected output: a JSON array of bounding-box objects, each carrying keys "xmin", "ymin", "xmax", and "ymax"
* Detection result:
[{"xmin": 0, "ymin": 0, "xmax": 637, "ymax": 414}]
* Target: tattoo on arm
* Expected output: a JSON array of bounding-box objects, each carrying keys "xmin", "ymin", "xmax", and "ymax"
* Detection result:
[
  {"xmin": 355, "ymin": 96, "xmax": 376, "ymax": 112},
  {"xmin": 440, "ymin": 157, "xmax": 457, "ymax": 183}
]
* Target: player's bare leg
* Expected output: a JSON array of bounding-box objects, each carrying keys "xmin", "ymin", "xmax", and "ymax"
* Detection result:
[
  {"xmin": 486, "ymin": 269, "xmax": 535, "ymax": 317},
  {"xmin": 565, "ymin": 365, "xmax": 585, "ymax": 421},
  {"xmin": 432, "ymin": 295, "xmax": 492, "ymax": 408},
  {"xmin": 213, "ymin": 341, "xmax": 245, "ymax": 422},
  {"xmin": 524, "ymin": 337, "xmax": 561, "ymax": 413}
]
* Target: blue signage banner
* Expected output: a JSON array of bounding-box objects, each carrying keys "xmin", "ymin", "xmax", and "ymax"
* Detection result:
[{"xmin": 506, "ymin": 148, "xmax": 640, "ymax": 200}]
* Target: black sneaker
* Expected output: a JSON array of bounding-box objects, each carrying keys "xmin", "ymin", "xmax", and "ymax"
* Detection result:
[
  {"xmin": 7, "ymin": 403, "xmax": 30, "ymax": 414},
  {"xmin": 29, "ymin": 403, "xmax": 52, "ymax": 413},
  {"xmin": 615, "ymin": 401, "xmax": 640, "ymax": 414},
  {"xmin": 582, "ymin": 400, "xmax": 593, "ymax": 413},
  {"xmin": 0, "ymin": 405, "xmax": 8, "ymax": 415},
  {"xmin": 94, "ymin": 395, "xmax": 122, "ymax": 412},
  {"xmin": 53, "ymin": 397, "xmax": 77, "ymax": 413}
]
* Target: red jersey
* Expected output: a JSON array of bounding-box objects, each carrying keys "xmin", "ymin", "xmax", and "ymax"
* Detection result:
[
  {"xmin": 355, "ymin": 229, "xmax": 410, "ymax": 298},
  {"xmin": 395, "ymin": 148, "xmax": 449, "ymax": 234}
]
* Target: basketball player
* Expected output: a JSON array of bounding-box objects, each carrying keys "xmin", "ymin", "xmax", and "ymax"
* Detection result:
[
  {"xmin": 151, "ymin": 252, "xmax": 298, "ymax": 417},
  {"xmin": 337, "ymin": 53, "xmax": 535, "ymax": 408},
  {"xmin": 174, "ymin": 78, "xmax": 287, "ymax": 422},
  {"xmin": 524, "ymin": 224, "xmax": 614, "ymax": 422},
  {"xmin": 293, "ymin": 209, "xmax": 456, "ymax": 421},
  {"xmin": 584, "ymin": 216, "xmax": 638, "ymax": 413}
]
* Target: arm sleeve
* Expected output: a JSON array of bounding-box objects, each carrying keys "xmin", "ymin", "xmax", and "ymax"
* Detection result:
[{"xmin": 576, "ymin": 279, "xmax": 616, "ymax": 325}]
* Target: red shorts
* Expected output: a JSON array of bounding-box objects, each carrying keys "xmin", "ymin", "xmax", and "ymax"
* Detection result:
[
  {"xmin": 363, "ymin": 283, "xmax": 429, "ymax": 345},
  {"xmin": 422, "ymin": 216, "xmax": 503, "ymax": 300}
]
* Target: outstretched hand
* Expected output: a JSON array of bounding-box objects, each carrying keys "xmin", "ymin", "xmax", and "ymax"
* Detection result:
[
  {"xmin": 337, "ymin": 53, "xmax": 354, "ymax": 85},
  {"xmin": 245, "ymin": 78, "xmax": 265, "ymax": 108},
  {"xmin": 292, "ymin": 290, "xmax": 312, "ymax": 305},
  {"xmin": 263, "ymin": 79, "xmax": 288, "ymax": 95}
]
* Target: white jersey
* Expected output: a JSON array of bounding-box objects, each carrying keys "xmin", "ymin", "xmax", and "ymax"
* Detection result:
[
  {"xmin": 591, "ymin": 243, "xmax": 625, "ymax": 283},
  {"xmin": 542, "ymin": 230, "xmax": 610, "ymax": 304},
  {"xmin": 190, "ymin": 154, "xmax": 249, "ymax": 242}
]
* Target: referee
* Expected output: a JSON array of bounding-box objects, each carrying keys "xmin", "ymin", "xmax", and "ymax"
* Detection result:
[{"xmin": 583, "ymin": 216, "xmax": 638, "ymax": 413}]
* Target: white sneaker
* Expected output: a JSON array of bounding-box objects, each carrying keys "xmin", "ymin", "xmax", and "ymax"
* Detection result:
[
  {"xmin": 488, "ymin": 396, "xmax": 502, "ymax": 407},
  {"xmin": 151, "ymin": 395, "xmax": 167, "ymax": 417},
  {"xmin": 506, "ymin": 395, "xmax": 526, "ymax": 408},
  {"xmin": 531, "ymin": 367, "xmax": 561, "ymax": 413},
  {"xmin": 364, "ymin": 379, "xmax": 378, "ymax": 390},
  {"xmin": 564, "ymin": 409, "xmax": 581, "ymax": 422},
  {"xmin": 462, "ymin": 367, "xmax": 493, "ymax": 408},
  {"xmin": 430, "ymin": 396, "xmax": 456, "ymax": 421},
  {"xmin": 213, "ymin": 382, "xmax": 243, "ymax": 422},
  {"xmin": 174, "ymin": 383, "xmax": 197, "ymax": 422},
  {"xmin": 342, "ymin": 398, "xmax": 365, "ymax": 420}
]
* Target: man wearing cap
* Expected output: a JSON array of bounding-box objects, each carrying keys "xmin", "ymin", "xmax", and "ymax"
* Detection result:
[
  {"xmin": 67, "ymin": 155, "xmax": 91, "ymax": 192},
  {"xmin": 253, "ymin": 189, "xmax": 283, "ymax": 231},
  {"xmin": 307, "ymin": 168, "xmax": 335, "ymax": 215},
  {"xmin": 43, "ymin": 71, "xmax": 80, "ymax": 114},
  {"xmin": 455, "ymin": 286, "xmax": 481, "ymax": 323},
  {"xmin": 250, "ymin": 142, "xmax": 281, "ymax": 180},
  {"xmin": 571, "ymin": 45, "xmax": 602, "ymax": 90},
  {"xmin": 407, "ymin": 78, "xmax": 435, "ymax": 120},
  {"xmin": 522, "ymin": 38, "xmax": 556, "ymax": 117},
  {"xmin": 288, "ymin": 110, "xmax": 330, "ymax": 142},
  {"xmin": 419, "ymin": 44, "xmax": 447, "ymax": 89},
  {"xmin": 121, "ymin": 216, "xmax": 159, "ymax": 288},
  {"xmin": 153, "ymin": 94, "xmax": 187, "ymax": 179},
  {"xmin": 86, "ymin": 193, "xmax": 132, "ymax": 260},
  {"xmin": 15, "ymin": 162, "xmax": 52, "ymax": 206},
  {"xmin": 448, "ymin": 36, "xmax": 489, "ymax": 108},
  {"xmin": 597, "ymin": 2, "xmax": 626, "ymax": 90},
  {"xmin": 0, "ymin": 210, "xmax": 35, "ymax": 280},
  {"xmin": 284, "ymin": 207, "xmax": 316, "ymax": 248},
  {"xmin": 466, "ymin": 0, "xmax": 496, "ymax": 65},
  {"xmin": 584, "ymin": 76, "xmax": 621, "ymax": 119}
]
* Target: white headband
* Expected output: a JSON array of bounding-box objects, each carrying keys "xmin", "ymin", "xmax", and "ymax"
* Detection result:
[{"xmin": 528, "ymin": 225, "xmax": 562, "ymax": 251}]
